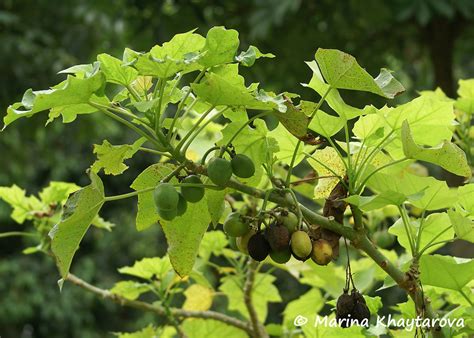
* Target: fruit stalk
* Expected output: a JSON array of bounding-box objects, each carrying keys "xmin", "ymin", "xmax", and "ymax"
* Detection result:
[{"xmin": 243, "ymin": 259, "xmax": 269, "ymax": 338}]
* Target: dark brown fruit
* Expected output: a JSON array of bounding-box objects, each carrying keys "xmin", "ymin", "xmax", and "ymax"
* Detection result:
[
  {"xmin": 247, "ymin": 232, "xmax": 270, "ymax": 261},
  {"xmin": 352, "ymin": 302, "xmax": 370, "ymax": 326},
  {"xmin": 265, "ymin": 224, "xmax": 290, "ymax": 252}
]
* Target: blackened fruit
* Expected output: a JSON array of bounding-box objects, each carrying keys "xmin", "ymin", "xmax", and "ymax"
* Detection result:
[
  {"xmin": 207, "ymin": 157, "xmax": 232, "ymax": 186},
  {"xmin": 176, "ymin": 194, "xmax": 187, "ymax": 216},
  {"xmin": 247, "ymin": 232, "xmax": 270, "ymax": 261},
  {"xmin": 278, "ymin": 211, "xmax": 298, "ymax": 233},
  {"xmin": 231, "ymin": 154, "xmax": 255, "ymax": 178},
  {"xmin": 290, "ymin": 231, "xmax": 312, "ymax": 260},
  {"xmin": 181, "ymin": 175, "xmax": 204, "ymax": 203},
  {"xmin": 154, "ymin": 183, "xmax": 179, "ymax": 211},
  {"xmin": 336, "ymin": 292, "xmax": 355, "ymax": 328},
  {"xmin": 157, "ymin": 208, "xmax": 177, "ymax": 221},
  {"xmin": 311, "ymin": 239, "xmax": 333, "ymax": 266},
  {"xmin": 265, "ymin": 224, "xmax": 290, "ymax": 251},
  {"xmin": 237, "ymin": 229, "xmax": 256, "ymax": 254},
  {"xmin": 223, "ymin": 212, "xmax": 249, "ymax": 237},
  {"xmin": 352, "ymin": 302, "xmax": 370, "ymax": 326},
  {"xmin": 270, "ymin": 248, "xmax": 292, "ymax": 264}
]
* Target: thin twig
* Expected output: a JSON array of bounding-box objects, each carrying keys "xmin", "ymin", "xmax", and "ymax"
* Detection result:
[
  {"xmin": 243, "ymin": 259, "xmax": 268, "ymax": 338},
  {"xmin": 65, "ymin": 273, "xmax": 253, "ymax": 335}
]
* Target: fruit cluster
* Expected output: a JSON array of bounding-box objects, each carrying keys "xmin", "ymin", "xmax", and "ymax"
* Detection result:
[
  {"xmin": 336, "ymin": 289, "xmax": 371, "ymax": 327},
  {"xmin": 207, "ymin": 153, "xmax": 255, "ymax": 186},
  {"xmin": 224, "ymin": 209, "xmax": 336, "ymax": 266}
]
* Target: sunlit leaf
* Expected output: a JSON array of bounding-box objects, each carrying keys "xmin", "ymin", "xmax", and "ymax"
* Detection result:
[
  {"xmin": 420, "ymin": 255, "xmax": 474, "ymax": 291},
  {"xmin": 91, "ymin": 138, "xmax": 145, "ymax": 175}
]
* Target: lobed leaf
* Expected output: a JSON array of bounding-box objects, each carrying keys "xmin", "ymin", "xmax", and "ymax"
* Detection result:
[
  {"xmin": 420, "ymin": 255, "xmax": 474, "ymax": 291},
  {"xmin": 91, "ymin": 138, "xmax": 146, "ymax": 175}
]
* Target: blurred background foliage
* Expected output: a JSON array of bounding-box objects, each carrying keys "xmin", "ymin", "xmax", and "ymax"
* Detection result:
[{"xmin": 1, "ymin": 0, "xmax": 473, "ymax": 337}]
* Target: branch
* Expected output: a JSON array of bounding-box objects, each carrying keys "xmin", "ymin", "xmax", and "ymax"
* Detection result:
[
  {"xmin": 243, "ymin": 259, "xmax": 268, "ymax": 338},
  {"xmin": 65, "ymin": 274, "xmax": 253, "ymax": 335}
]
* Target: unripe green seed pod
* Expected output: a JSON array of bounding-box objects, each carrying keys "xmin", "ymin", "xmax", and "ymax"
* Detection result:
[
  {"xmin": 270, "ymin": 248, "xmax": 292, "ymax": 264},
  {"xmin": 154, "ymin": 183, "xmax": 179, "ymax": 211},
  {"xmin": 207, "ymin": 157, "xmax": 232, "ymax": 186},
  {"xmin": 231, "ymin": 154, "xmax": 255, "ymax": 178},
  {"xmin": 223, "ymin": 212, "xmax": 249, "ymax": 237},
  {"xmin": 181, "ymin": 175, "xmax": 204, "ymax": 203},
  {"xmin": 290, "ymin": 231, "xmax": 312, "ymax": 259}
]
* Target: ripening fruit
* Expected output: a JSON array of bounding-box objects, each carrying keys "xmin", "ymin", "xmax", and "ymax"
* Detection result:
[
  {"xmin": 372, "ymin": 230, "xmax": 395, "ymax": 248},
  {"xmin": 311, "ymin": 239, "xmax": 333, "ymax": 265},
  {"xmin": 176, "ymin": 194, "xmax": 187, "ymax": 216},
  {"xmin": 237, "ymin": 229, "xmax": 256, "ymax": 254},
  {"xmin": 157, "ymin": 208, "xmax": 177, "ymax": 221},
  {"xmin": 270, "ymin": 248, "xmax": 292, "ymax": 264},
  {"xmin": 247, "ymin": 232, "xmax": 270, "ymax": 261},
  {"xmin": 290, "ymin": 231, "xmax": 312, "ymax": 260},
  {"xmin": 181, "ymin": 175, "xmax": 204, "ymax": 203},
  {"xmin": 231, "ymin": 154, "xmax": 255, "ymax": 178},
  {"xmin": 207, "ymin": 157, "xmax": 232, "ymax": 186},
  {"xmin": 154, "ymin": 183, "xmax": 179, "ymax": 211},
  {"xmin": 223, "ymin": 212, "xmax": 249, "ymax": 237},
  {"xmin": 278, "ymin": 211, "xmax": 299, "ymax": 233},
  {"xmin": 265, "ymin": 224, "xmax": 290, "ymax": 252}
]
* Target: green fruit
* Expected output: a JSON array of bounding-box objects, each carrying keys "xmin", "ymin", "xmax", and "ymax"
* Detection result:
[
  {"xmin": 270, "ymin": 248, "xmax": 292, "ymax": 264},
  {"xmin": 157, "ymin": 208, "xmax": 177, "ymax": 221},
  {"xmin": 223, "ymin": 212, "xmax": 249, "ymax": 237},
  {"xmin": 181, "ymin": 175, "xmax": 204, "ymax": 203},
  {"xmin": 311, "ymin": 239, "xmax": 333, "ymax": 265},
  {"xmin": 290, "ymin": 231, "xmax": 312, "ymax": 259},
  {"xmin": 373, "ymin": 230, "xmax": 395, "ymax": 248},
  {"xmin": 231, "ymin": 154, "xmax": 255, "ymax": 178},
  {"xmin": 237, "ymin": 229, "xmax": 256, "ymax": 254},
  {"xmin": 228, "ymin": 236, "xmax": 239, "ymax": 251},
  {"xmin": 207, "ymin": 157, "xmax": 232, "ymax": 186},
  {"xmin": 247, "ymin": 232, "xmax": 270, "ymax": 261},
  {"xmin": 279, "ymin": 211, "xmax": 299, "ymax": 233},
  {"xmin": 176, "ymin": 194, "xmax": 187, "ymax": 216},
  {"xmin": 154, "ymin": 183, "xmax": 179, "ymax": 211}
]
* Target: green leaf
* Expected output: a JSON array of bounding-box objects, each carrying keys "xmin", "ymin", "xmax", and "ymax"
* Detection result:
[
  {"xmin": 219, "ymin": 273, "xmax": 281, "ymax": 321},
  {"xmin": 98, "ymin": 53, "xmax": 138, "ymax": 86},
  {"xmin": 363, "ymin": 295, "xmax": 383, "ymax": 314},
  {"xmin": 344, "ymin": 190, "xmax": 414, "ymax": 211},
  {"xmin": 91, "ymin": 138, "xmax": 145, "ymax": 175},
  {"xmin": 420, "ymin": 255, "xmax": 474, "ymax": 291},
  {"xmin": 401, "ymin": 121, "xmax": 471, "ymax": 178},
  {"xmin": 91, "ymin": 215, "xmax": 115, "ymax": 231},
  {"xmin": 304, "ymin": 60, "xmax": 366, "ymax": 119},
  {"xmin": 110, "ymin": 281, "xmax": 149, "ymax": 300},
  {"xmin": 235, "ymin": 45, "xmax": 274, "ymax": 67},
  {"xmin": 389, "ymin": 213, "xmax": 454, "ymax": 255},
  {"xmin": 182, "ymin": 319, "xmax": 243, "ymax": 338},
  {"xmin": 315, "ymin": 48, "xmax": 404, "ymax": 98},
  {"xmin": 283, "ymin": 289, "xmax": 324, "ymax": 328},
  {"xmin": 3, "ymin": 72, "xmax": 105, "ymax": 129},
  {"xmin": 130, "ymin": 163, "xmax": 176, "ymax": 231},
  {"xmin": 385, "ymin": 94, "xmax": 455, "ymax": 147},
  {"xmin": 205, "ymin": 188, "xmax": 226, "ymax": 227},
  {"xmin": 39, "ymin": 182, "xmax": 80, "ymax": 205},
  {"xmin": 455, "ymin": 79, "xmax": 474, "ymax": 114},
  {"xmin": 162, "ymin": 198, "xmax": 211, "ymax": 277},
  {"xmin": 272, "ymin": 100, "xmax": 310, "ymax": 138},
  {"xmin": 309, "ymin": 108, "xmax": 345, "ymax": 137},
  {"xmin": 115, "ymin": 325, "xmax": 158, "ymax": 338},
  {"xmin": 448, "ymin": 209, "xmax": 474, "ymax": 243},
  {"xmin": 0, "ymin": 185, "xmax": 43, "ymax": 223},
  {"xmin": 307, "ymin": 147, "xmax": 346, "ymax": 199},
  {"xmin": 49, "ymin": 171, "xmax": 105, "ymax": 278},
  {"xmin": 368, "ymin": 171, "xmax": 457, "ymax": 211},
  {"xmin": 268, "ymin": 124, "xmax": 306, "ymax": 166},
  {"xmin": 199, "ymin": 27, "xmax": 239, "ymax": 68},
  {"xmin": 129, "ymin": 30, "xmax": 205, "ymax": 78},
  {"xmin": 192, "ymin": 65, "xmax": 278, "ymax": 110},
  {"xmin": 47, "ymin": 95, "xmax": 109, "ymax": 124},
  {"xmin": 458, "ymin": 184, "xmax": 474, "ymax": 215},
  {"xmin": 198, "ymin": 231, "xmax": 228, "ymax": 260},
  {"xmin": 118, "ymin": 256, "xmax": 173, "ymax": 280}
]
